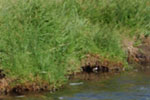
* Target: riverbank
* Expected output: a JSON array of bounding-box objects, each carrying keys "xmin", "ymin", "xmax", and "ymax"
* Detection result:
[
  {"xmin": 0, "ymin": 0, "xmax": 150, "ymax": 95},
  {"xmin": 0, "ymin": 55, "xmax": 124, "ymax": 95},
  {"xmin": 1, "ymin": 68, "xmax": 150, "ymax": 100}
]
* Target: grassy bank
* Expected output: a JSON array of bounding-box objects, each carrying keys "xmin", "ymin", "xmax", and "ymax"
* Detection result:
[{"xmin": 0, "ymin": 0, "xmax": 150, "ymax": 89}]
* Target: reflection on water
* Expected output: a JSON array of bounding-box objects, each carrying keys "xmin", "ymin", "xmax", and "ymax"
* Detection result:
[{"xmin": 1, "ymin": 70, "xmax": 150, "ymax": 100}]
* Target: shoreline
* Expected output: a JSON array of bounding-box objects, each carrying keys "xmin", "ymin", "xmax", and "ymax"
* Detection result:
[{"xmin": 0, "ymin": 0, "xmax": 150, "ymax": 96}]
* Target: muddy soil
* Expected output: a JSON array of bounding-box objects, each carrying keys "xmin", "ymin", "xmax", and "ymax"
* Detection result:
[
  {"xmin": 69, "ymin": 54, "xmax": 123, "ymax": 81},
  {"xmin": 127, "ymin": 35, "xmax": 150, "ymax": 67},
  {"xmin": 0, "ymin": 69, "xmax": 10, "ymax": 95},
  {"xmin": 81, "ymin": 54, "xmax": 123, "ymax": 73},
  {"xmin": 0, "ymin": 78, "xmax": 52, "ymax": 95},
  {"xmin": 0, "ymin": 69, "xmax": 53, "ymax": 95}
]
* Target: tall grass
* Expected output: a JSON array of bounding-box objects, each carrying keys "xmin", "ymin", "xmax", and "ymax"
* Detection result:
[
  {"xmin": 79, "ymin": 0, "xmax": 150, "ymax": 36},
  {"xmin": 0, "ymin": 0, "xmax": 149, "ymax": 86}
]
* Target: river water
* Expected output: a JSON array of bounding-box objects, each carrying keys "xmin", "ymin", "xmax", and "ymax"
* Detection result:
[{"xmin": 1, "ymin": 70, "xmax": 150, "ymax": 100}]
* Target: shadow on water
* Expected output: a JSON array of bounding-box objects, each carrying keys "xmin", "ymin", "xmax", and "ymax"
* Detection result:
[{"xmin": 1, "ymin": 69, "xmax": 150, "ymax": 100}]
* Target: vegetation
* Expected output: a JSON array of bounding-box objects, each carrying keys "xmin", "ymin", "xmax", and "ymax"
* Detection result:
[{"xmin": 0, "ymin": 0, "xmax": 150, "ymax": 88}]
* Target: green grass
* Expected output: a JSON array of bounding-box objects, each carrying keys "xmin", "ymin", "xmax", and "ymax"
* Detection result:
[{"xmin": 0, "ymin": 0, "xmax": 150, "ymax": 87}]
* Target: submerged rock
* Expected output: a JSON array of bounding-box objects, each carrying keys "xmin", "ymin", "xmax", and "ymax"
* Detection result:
[
  {"xmin": 58, "ymin": 97, "xmax": 64, "ymax": 100},
  {"xmin": 69, "ymin": 82, "xmax": 83, "ymax": 86},
  {"xmin": 16, "ymin": 95, "xmax": 25, "ymax": 98}
]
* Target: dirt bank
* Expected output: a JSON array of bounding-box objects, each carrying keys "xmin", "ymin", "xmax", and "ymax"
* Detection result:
[
  {"xmin": 0, "ymin": 76, "xmax": 52, "ymax": 95},
  {"xmin": 69, "ymin": 54, "xmax": 123, "ymax": 80},
  {"xmin": 127, "ymin": 35, "xmax": 150, "ymax": 68}
]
